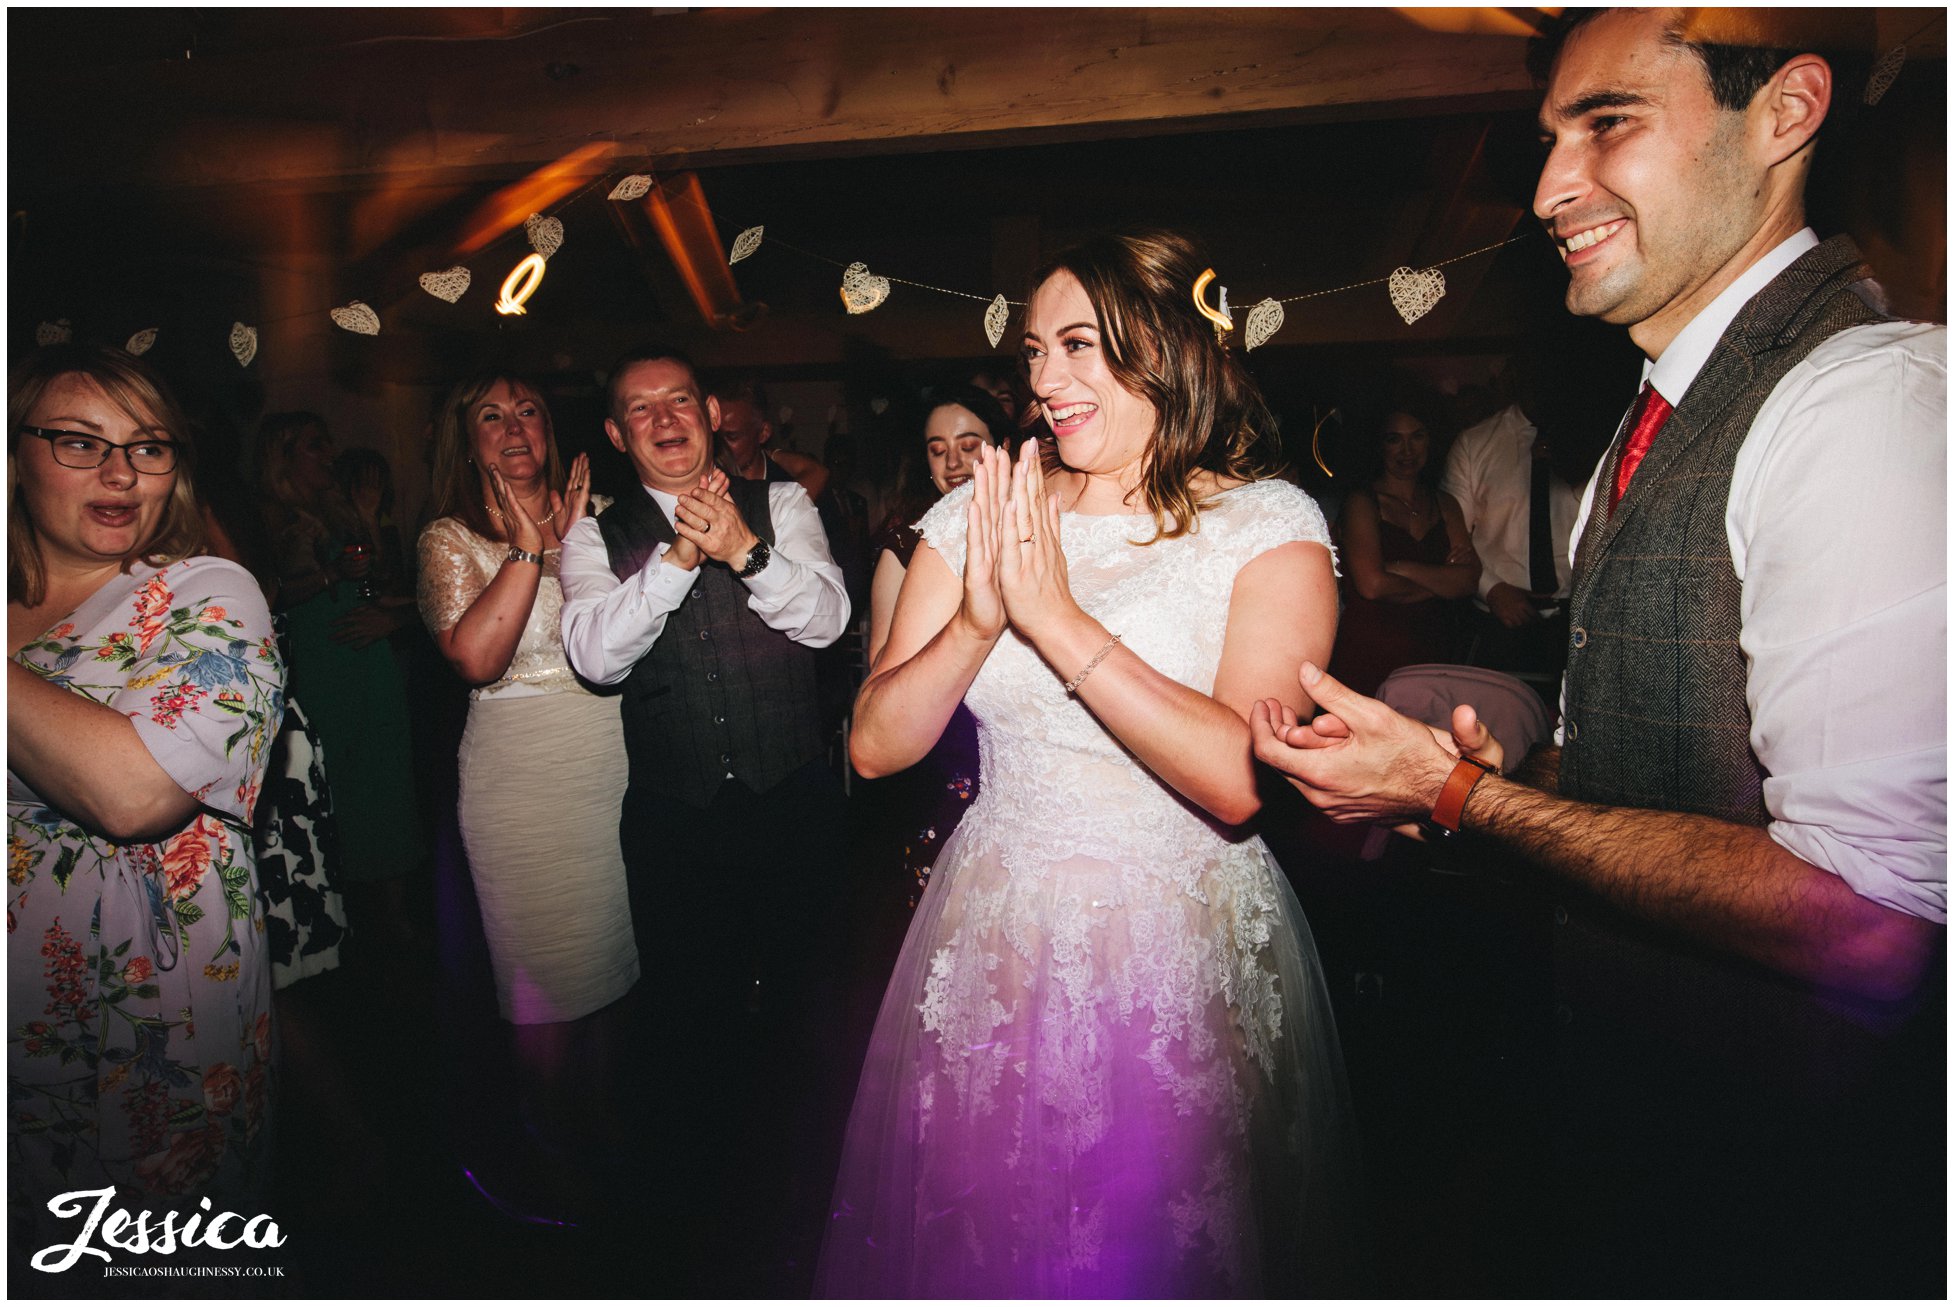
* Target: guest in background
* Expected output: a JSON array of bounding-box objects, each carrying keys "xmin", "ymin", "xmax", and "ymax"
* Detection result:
[
  {"xmin": 715, "ymin": 379, "xmax": 829, "ymax": 501},
  {"xmin": 254, "ymin": 413, "xmax": 422, "ymax": 939},
  {"xmin": 1326, "ymin": 396, "xmax": 1478, "ymax": 696},
  {"xmin": 333, "ymin": 446, "xmax": 416, "ymax": 629},
  {"xmin": 866, "ymin": 384, "xmax": 1011, "ymax": 908},
  {"xmin": 1441, "ymin": 356, "xmax": 1580, "ymax": 686},
  {"xmin": 417, "ymin": 373, "xmax": 634, "ymax": 1202},
  {"xmin": 8, "ymin": 344, "xmax": 283, "ymax": 1255}
]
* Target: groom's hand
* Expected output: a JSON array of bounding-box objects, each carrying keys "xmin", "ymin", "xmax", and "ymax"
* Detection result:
[{"xmin": 1250, "ymin": 662, "xmax": 1461, "ymax": 824}]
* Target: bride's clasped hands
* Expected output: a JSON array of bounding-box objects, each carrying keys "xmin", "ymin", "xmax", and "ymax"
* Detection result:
[{"xmin": 956, "ymin": 440, "xmax": 1086, "ymax": 656}]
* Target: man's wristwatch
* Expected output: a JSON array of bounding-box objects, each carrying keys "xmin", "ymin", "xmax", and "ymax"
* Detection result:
[
  {"xmin": 735, "ymin": 537, "xmax": 772, "ymax": 579},
  {"xmin": 505, "ymin": 546, "xmax": 544, "ymax": 567},
  {"xmin": 1425, "ymin": 753, "xmax": 1498, "ymax": 837}
]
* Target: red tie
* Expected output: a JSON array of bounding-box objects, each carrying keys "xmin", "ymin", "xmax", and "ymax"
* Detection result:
[{"xmin": 1610, "ymin": 382, "xmax": 1672, "ymax": 512}]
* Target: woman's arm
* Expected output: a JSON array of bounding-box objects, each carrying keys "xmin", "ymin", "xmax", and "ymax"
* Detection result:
[
  {"xmin": 866, "ymin": 549, "xmax": 907, "ymax": 669},
  {"xmin": 1001, "ymin": 452, "xmax": 1338, "ymax": 826},
  {"xmin": 1385, "ymin": 490, "xmax": 1481, "ymax": 599},
  {"xmin": 1341, "ymin": 490, "xmax": 1439, "ymax": 603},
  {"xmin": 419, "ymin": 474, "xmax": 548, "ymax": 685},
  {"xmin": 8, "ymin": 661, "xmax": 200, "ymax": 841},
  {"xmin": 851, "ymin": 448, "xmax": 1010, "ymax": 778}
]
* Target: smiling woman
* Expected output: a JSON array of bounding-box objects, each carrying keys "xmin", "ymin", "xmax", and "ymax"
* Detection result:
[
  {"xmin": 823, "ymin": 232, "xmax": 1356, "ymax": 1297},
  {"xmin": 7, "ymin": 343, "xmax": 284, "ymax": 1249},
  {"xmin": 415, "ymin": 370, "xmax": 633, "ymax": 1216}
]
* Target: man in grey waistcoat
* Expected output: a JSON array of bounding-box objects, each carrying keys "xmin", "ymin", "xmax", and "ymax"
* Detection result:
[
  {"xmin": 561, "ymin": 349, "xmax": 850, "ymax": 1256},
  {"xmin": 1253, "ymin": 9, "xmax": 1943, "ymax": 1296}
]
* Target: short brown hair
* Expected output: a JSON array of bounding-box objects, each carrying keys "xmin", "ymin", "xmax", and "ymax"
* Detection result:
[{"xmin": 8, "ymin": 344, "xmax": 205, "ymax": 606}]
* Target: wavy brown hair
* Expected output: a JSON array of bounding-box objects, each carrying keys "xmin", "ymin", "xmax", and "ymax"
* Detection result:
[
  {"xmin": 426, "ymin": 371, "xmax": 565, "ymax": 544},
  {"xmin": 1028, "ymin": 231, "xmax": 1283, "ymax": 542},
  {"xmin": 8, "ymin": 343, "xmax": 205, "ymax": 607}
]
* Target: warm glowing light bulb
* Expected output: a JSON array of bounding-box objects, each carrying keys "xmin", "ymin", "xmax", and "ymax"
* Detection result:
[
  {"xmin": 496, "ymin": 254, "xmax": 548, "ymax": 316},
  {"xmin": 1192, "ymin": 268, "xmax": 1233, "ymax": 333}
]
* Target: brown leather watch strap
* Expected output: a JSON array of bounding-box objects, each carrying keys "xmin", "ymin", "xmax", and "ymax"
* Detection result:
[{"xmin": 1429, "ymin": 754, "xmax": 1497, "ymax": 832}]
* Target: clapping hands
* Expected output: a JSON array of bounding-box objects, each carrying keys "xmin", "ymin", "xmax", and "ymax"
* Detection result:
[
  {"xmin": 960, "ymin": 441, "xmax": 1081, "ymax": 645},
  {"xmin": 666, "ymin": 468, "xmax": 741, "ymax": 572}
]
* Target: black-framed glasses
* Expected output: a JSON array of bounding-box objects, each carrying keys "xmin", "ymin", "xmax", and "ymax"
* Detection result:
[{"xmin": 19, "ymin": 426, "xmax": 179, "ymax": 475}]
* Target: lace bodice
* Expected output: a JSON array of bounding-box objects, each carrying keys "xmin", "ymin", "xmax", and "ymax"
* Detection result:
[
  {"xmin": 416, "ymin": 500, "xmax": 610, "ymax": 699},
  {"xmin": 821, "ymin": 477, "xmax": 1353, "ymax": 1297},
  {"xmin": 915, "ymin": 478, "xmax": 1334, "ymax": 867}
]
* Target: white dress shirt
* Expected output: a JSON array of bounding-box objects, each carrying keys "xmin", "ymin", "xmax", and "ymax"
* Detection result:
[
  {"xmin": 559, "ymin": 480, "xmax": 850, "ymax": 687},
  {"xmin": 1442, "ymin": 402, "xmax": 1580, "ymax": 603},
  {"xmin": 1560, "ymin": 228, "xmax": 1946, "ymax": 922}
]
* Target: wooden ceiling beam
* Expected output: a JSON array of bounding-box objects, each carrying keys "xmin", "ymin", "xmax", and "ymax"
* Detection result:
[{"xmin": 16, "ymin": 9, "xmax": 1541, "ymax": 194}]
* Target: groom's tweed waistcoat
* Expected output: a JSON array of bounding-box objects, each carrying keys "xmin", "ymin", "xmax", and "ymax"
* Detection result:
[
  {"xmin": 599, "ymin": 477, "xmax": 825, "ymax": 808},
  {"xmin": 1553, "ymin": 236, "xmax": 1900, "ymax": 1123}
]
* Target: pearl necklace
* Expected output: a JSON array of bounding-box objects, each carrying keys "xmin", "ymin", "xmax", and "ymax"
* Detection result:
[{"xmin": 487, "ymin": 499, "xmax": 557, "ymax": 526}]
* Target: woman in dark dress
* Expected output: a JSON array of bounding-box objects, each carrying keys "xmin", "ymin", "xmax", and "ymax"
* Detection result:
[
  {"xmin": 867, "ymin": 385, "xmax": 1013, "ymax": 906},
  {"xmin": 1327, "ymin": 401, "xmax": 1478, "ymax": 696}
]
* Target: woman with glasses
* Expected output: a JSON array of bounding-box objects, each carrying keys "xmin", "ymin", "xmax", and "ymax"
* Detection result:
[{"xmin": 8, "ymin": 344, "xmax": 284, "ymax": 1243}]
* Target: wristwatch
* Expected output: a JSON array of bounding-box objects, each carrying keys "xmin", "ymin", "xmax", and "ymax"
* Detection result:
[
  {"xmin": 1426, "ymin": 753, "xmax": 1498, "ymax": 836},
  {"xmin": 735, "ymin": 538, "xmax": 772, "ymax": 579},
  {"xmin": 505, "ymin": 546, "xmax": 544, "ymax": 567}
]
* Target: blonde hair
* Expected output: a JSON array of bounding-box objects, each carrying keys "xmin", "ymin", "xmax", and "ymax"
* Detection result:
[
  {"xmin": 8, "ymin": 344, "xmax": 205, "ymax": 606},
  {"xmin": 1029, "ymin": 231, "xmax": 1283, "ymax": 542},
  {"xmin": 427, "ymin": 372, "xmax": 566, "ymax": 544}
]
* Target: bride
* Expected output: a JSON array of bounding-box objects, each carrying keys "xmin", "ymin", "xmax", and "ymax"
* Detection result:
[{"xmin": 820, "ymin": 231, "xmax": 1356, "ymax": 1297}]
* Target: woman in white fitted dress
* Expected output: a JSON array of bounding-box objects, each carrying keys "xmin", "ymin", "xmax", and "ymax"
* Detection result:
[
  {"xmin": 416, "ymin": 372, "xmax": 634, "ymax": 1170},
  {"xmin": 821, "ymin": 232, "xmax": 1358, "ymax": 1297}
]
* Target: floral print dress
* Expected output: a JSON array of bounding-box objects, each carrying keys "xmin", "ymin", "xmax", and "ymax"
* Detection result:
[{"xmin": 8, "ymin": 557, "xmax": 284, "ymax": 1229}]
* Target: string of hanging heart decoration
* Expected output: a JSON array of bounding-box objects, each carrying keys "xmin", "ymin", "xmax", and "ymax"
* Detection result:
[{"xmin": 29, "ymin": 25, "xmax": 1927, "ymax": 366}]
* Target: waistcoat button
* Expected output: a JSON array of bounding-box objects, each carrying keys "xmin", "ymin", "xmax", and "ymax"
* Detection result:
[
  {"xmin": 1553, "ymin": 905, "xmax": 1569, "ymax": 926},
  {"xmin": 1554, "ymin": 1003, "xmax": 1573, "ymax": 1026},
  {"xmin": 706, "ymin": 671, "xmax": 719, "ymax": 683},
  {"xmin": 691, "ymin": 588, "xmax": 703, "ymax": 600},
  {"xmin": 1565, "ymin": 720, "xmax": 1579, "ymax": 741},
  {"xmin": 700, "ymin": 629, "xmax": 712, "ymax": 640},
  {"xmin": 1570, "ymin": 626, "xmax": 1587, "ymax": 649}
]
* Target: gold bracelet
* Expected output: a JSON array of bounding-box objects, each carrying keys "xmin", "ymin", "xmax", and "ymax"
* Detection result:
[{"xmin": 1062, "ymin": 633, "xmax": 1122, "ymax": 695}]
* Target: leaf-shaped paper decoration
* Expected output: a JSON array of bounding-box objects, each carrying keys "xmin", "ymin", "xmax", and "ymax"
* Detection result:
[
  {"xmin": 839, "ymin": 262, "xmax": 890, "ymax": 314},
  {"xmin": 125, "ymin": 328, "xmax": 159, "ymax": 356},
  {"xmin": 1243, "ymin": 298, "xmax": 1284, "ymax": 351},
  {"xmin": 329, "ymin": 301, "xmax": 381, "ymax": 336},
  {"xmin": 524, "ymin": 212, "xmax": 565, "ymax": 260},
  {"xmin": 608, "ymin": 174, "xmax": 653, "ymax": 202},
  {"xmin": 419, "ymin": 266, "xmax": 471, "ymax": 303},
  {"xmin": 869, "ymin": 396, "xmax": 890, "ymax": 416},
  {"xmin": 1387, "ymin": 266, "xmax": 1446, "ymax": 325},
  {"xmin": 35, "ymin": 320, "xmax": 72, "ymax": 347},
  {"xmin": 1864, "ymin": 44, "xmax": 1906, "ymax": 105},
  {"xmin": 729, "ymin": 225, "xmax": 764, "ymax": 265},
  {"xmin": 229, "ymin": 322, "xmax": 259, "ymax": 368},
  {"xmin": 983, "ymin": 294, "xmax": 1009, "ymax": 348}
]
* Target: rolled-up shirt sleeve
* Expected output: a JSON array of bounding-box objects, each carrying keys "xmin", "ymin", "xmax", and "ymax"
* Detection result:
[
  {"xmin": 745, "ymin": 482, "xmax": 850, "ymax": 648},
  {"xmin": 559, "ymin": 513, "xmax": 699, "ymax": 686},
  {"xmin": 1733, "ymin": 323, "xmax": 1946, "ymax": 923}
]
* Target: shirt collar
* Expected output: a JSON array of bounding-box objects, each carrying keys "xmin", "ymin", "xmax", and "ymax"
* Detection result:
[
  {"xmin": 643, "ymin": 482, "xmax": 680, "ymax": 516},
  {"xmin": 1643, "ymin": 228, "xmax": 1819, "ymax": 402}
]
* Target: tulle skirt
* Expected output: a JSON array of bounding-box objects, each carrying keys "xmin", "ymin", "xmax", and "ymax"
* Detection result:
[{"xmin": 816, "ymin": 814, "xmax": 1358, "ymax": 1298}]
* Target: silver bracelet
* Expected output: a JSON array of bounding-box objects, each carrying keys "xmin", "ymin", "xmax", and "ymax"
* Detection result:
[
  {"xmin": 1063, "ymin": 633, "xmax": 1122, "ymax": 695},
  {"xmin": 504, "ymin": 546, "xmax": 544, "ymax": 567}
]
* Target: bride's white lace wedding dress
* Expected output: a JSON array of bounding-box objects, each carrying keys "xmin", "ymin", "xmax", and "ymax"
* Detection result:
[{"xmin": 818, "ymin": 479, "xmax": 1357, "ymax": 1298}]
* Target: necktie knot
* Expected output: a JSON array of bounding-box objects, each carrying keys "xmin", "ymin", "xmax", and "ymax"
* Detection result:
[{"xmin": 1611, "ymin": 382, "xmax": 1672, "ymax": 511}]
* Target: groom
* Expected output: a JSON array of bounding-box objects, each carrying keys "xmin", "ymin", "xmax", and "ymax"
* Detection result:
[{"xmin": 1256, "ymin": 9, "xmax": 1944, "ymax": 1297}]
